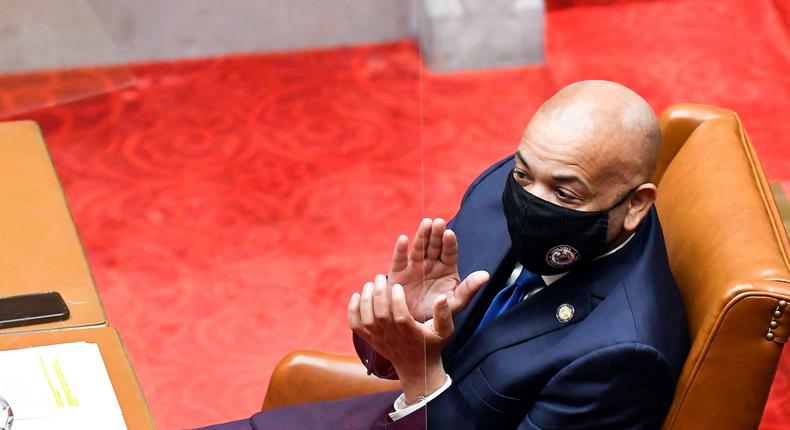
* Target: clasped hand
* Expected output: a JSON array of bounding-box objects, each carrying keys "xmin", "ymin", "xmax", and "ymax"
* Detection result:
[{"xmin": 347, "ymin": 218, "xmax": 489, "ymax": 402}]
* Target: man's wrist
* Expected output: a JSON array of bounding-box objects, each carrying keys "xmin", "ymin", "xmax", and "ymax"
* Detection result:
[
  {"xmin": 398, "ymin": 356, "xmax": 447, "ymax": 404},
  {"xmin": 389, "ymin": 374, "xmax": 452, "ymax": 421}
]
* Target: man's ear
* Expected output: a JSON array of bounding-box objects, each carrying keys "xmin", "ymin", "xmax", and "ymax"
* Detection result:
[{"xmin": 624, "ymin": 183, "xmax": 657, "ymax": 231}]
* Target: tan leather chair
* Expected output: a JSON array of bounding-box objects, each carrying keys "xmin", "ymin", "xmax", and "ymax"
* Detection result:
[{"xmin": 262, "ymin": 104, "xmax": 790, "ymax": 429}]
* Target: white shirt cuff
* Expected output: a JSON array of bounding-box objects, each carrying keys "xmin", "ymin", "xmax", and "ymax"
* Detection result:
[{"xmin": 388, "ymin": 374, "xmax": 452, "ymax": 421}]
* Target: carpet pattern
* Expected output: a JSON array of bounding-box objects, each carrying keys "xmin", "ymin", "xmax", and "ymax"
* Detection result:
[{"xmin": 2, "ymin": 0, "xmax": 789, "ymax": 428}]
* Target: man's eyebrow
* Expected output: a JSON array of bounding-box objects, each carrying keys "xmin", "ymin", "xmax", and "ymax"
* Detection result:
[
  {"xmin": 514, "ymin": 151, "xmax": 529, "ymax": 168},
  {"xmin": 515, "ymin": 151, "xmax": 592, "ymax": 193},
  {"xmin": 552, "ymin": 173, "xmax": 592, "ymax": 193}
]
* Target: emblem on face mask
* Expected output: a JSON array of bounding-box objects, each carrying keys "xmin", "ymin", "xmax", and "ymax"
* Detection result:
[{"xmin": 546, "ymin": 245, "xmax": 579, "ymax": 268}]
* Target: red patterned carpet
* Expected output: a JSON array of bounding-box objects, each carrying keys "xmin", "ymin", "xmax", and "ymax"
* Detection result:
[{"xmin": 2, "ymin": 0, "xmax": 790, "ymax": 428}]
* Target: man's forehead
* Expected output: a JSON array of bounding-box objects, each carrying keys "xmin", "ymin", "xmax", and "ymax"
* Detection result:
[
  {"xmin": 514, "ymin": 147, "xmax": 595, "ymax": 194},
  {"xmin": 516, "ymin": 133, "xmax": 632, "ymax": 195},
  {"xmin": 517, "ymin": 127, "xmax": 600, "ymax": 172}
]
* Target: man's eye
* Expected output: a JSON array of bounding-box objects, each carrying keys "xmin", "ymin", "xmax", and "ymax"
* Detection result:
[
  {"xmin": 513, "ymin": 170, "xmax": 530, "ymax": 182},
  {"xmin": 556, "ymin": 188, "xmax": 577, "ymax": 200}
]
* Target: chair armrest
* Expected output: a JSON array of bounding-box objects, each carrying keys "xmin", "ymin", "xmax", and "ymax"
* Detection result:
[{"xmin": 262, "ymin": 350, "xmax": 401, "ymax": 411}]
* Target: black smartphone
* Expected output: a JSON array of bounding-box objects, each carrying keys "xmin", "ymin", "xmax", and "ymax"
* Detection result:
[{"xmin": 0, "ymin": 291, "xmax": 70, "ymax": 329}]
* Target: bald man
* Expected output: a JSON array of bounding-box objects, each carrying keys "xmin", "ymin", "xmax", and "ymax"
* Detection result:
[{"xmin": 201, "ymin": 81, "xmax": 690, "ymax": 430}]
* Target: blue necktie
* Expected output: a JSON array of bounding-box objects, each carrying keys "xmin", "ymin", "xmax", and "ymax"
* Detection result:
[{"xmin": 474, "ymin": 267, "xmax": 545, "ymax": 335}]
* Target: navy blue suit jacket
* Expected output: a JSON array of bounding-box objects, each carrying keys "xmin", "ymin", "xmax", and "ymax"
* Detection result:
[
  {"xmin": 354, "ymin": 155, "xmax": 690, "ymax": 429},
  {"xmin": 201, "ymin": 156, "xmax": 690, "ymax": 430}
]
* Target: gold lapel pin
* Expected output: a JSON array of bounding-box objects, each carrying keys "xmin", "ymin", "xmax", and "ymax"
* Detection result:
[{"xmin": 556, "ymin": 303, "xmax": 575, "ymax": 323}]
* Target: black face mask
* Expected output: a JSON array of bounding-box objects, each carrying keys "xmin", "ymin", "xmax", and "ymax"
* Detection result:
[{"xmin": 501, "ymin": 171, "xmax": 632, "ymax": 275}]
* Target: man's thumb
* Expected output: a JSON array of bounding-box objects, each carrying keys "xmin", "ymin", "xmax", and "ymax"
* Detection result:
[
  {"xmin": 432, "ymin": 295, "xmax": 454, "ymax": 339},
  {"xmin": 453, "ymin": 270, "xmax": 490, "ymax": 310}
]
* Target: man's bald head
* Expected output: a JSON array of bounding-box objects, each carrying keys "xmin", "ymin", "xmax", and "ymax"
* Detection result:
[
  {"xmin": 513, "ymin": 80, "xmax": 661, "ymax": 244},
  {"xmin": 527, "ymin": 80, "xmax": 661, "ymax": 185}
]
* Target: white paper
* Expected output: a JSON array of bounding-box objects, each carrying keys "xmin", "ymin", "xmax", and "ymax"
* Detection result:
[{"xmin": 0, "ymin": 341, "xmax": 126, "ymax": 429}]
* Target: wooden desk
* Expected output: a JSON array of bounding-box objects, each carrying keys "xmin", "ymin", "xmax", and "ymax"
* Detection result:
[
  {"xmin": 0, "ymin": 121, "xmax": 106, "ymax": 333},
  {"xmin": 0, "ymin": 326, "xmax": 154, "ymax": 429}
]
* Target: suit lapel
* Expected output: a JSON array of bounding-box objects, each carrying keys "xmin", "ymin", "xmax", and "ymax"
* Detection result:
[
  {"xmin": 444, "ymin": 163, "xmax": 514, "ymax": 359},
  {"xmin": 443, "ymin": 243, "xmax": 512, "ymax": 359},
  {"xmin": 449, "ymin": 271, "xmax": 594, "ymax": 381}
]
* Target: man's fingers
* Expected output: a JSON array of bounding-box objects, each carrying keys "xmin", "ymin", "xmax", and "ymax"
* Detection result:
[
  {"xmin": 348, "ymin": 292, "xmax": 362, "ymax": 328},
  {"xmin": 409, "ymin": 218, "xmax": 432, "ymax": 262},
  {"xmin": 450, "ymin": 270, "xmax": 490, "ymax": 312},
  {"xmin": 390, "ymin": 235, "xmax": 409, "ymax": 273},
  {"xmin": 426, "ymin": 218, "xmax": 446, "ymax": 261},
  {"xmin": 348, "ymin": 293, "xmax": 371, "ymax": 338},
  {"xmin": 432, "ymin": 294, "xmax": 454, "ymax": 339},
  {"xmin": 439, "ymin": 229, "xmax": 458, "ymax": 266},
  {"xmin": 372, "ymin": 274, "xmax": 391, "ymax": 323},
  {"xmin": 391, "ymin": 284, "xmax": 415, "ymax": 328},
  {"xmin": 360, "ymin": 282, "xmax": 375, "ymax": 328}
]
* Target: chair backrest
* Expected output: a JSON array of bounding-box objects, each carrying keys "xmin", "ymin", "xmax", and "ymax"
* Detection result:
[{"xmin": 655, "ymin": 104, "xmax": 790, "ymax": 429}]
